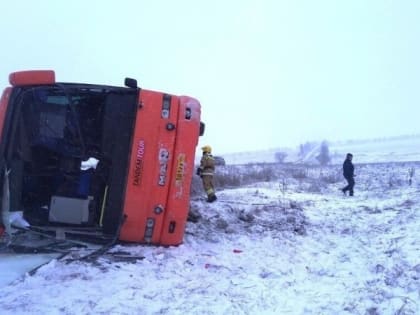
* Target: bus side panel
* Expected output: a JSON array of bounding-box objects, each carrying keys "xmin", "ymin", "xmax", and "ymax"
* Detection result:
[
  {"xmin": 119, "ymin": 90, "xmax": 179, "ymax": 243},
  {"xmin": 159, "ymin": 96, "xmax": 201, "ymax": 245}
]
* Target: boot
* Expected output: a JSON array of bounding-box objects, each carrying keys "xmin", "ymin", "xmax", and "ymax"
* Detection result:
[{"xmin": 207, "ymin": 194, "xmax": 217, "ymax": 203}]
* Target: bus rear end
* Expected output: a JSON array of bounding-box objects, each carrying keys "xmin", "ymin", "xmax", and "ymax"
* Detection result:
[{"xmin": 0, "ymin": 70, "xmax": 203, "ymax": 246}]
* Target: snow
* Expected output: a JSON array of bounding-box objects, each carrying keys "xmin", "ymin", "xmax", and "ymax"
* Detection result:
[
  {"xmin": 1, "ymin": 162, "xmax": 419, "ymax": 314},
  {"xmin": 221, "ymin": 135, "xmax": 420, "ymax": 165},
  {"xmin": 0, "ymin": 253, "xmax": 60, "ymax": 288}
]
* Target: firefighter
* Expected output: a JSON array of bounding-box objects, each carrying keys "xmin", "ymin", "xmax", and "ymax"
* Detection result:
[{"xmin": 197, "ymin": 145, "xmax": 217, "ymax": 202}]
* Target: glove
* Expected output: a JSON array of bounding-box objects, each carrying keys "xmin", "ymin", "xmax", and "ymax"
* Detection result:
[{"xmin": 196, "ymin": 168, "xmax": 202, "ymax": 176}]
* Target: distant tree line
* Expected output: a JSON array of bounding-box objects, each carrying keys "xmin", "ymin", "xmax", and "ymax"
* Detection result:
[
  {"xmin": 274, "ymin": 140, "xmax": 332, "ymax": 165},
  {"xmin": 316, "ymin": 141, "xmax": 331, "ymax": 166},
  {"xmin": 274, "ymin": 151, "xmax": 287, "ymax": 163},
  {"xmin": 297, "ymin": 140, "xmax": 331, "ymax": 166}
]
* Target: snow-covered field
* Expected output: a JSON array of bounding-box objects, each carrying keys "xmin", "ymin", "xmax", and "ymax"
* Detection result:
[
  {"xmin": 0, "ymin": 162, "xmax": 419, "ymax": 314},
  {"xmin": 222, "ymin": 135, "xmax": 420, "ymax": 165}
]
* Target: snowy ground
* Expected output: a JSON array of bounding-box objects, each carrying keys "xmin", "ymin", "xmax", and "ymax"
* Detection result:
[
  {"xmin": 221, "ymin": 135, "xmax": 420, "ymax": 165},
  {"xmin": 0, "ymin": 162, "xmax": 419, "ymax": 314}
]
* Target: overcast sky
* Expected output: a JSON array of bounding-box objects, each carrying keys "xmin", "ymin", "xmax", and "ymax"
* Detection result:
[{"xmin": 1, "ymin": 0, "xmax": 419, "ymax": 154}]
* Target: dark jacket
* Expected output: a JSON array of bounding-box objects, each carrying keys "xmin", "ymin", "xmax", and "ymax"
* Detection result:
[{"xmin": 343, "ymin": 159, "xmax": 354, "ymax": 179}]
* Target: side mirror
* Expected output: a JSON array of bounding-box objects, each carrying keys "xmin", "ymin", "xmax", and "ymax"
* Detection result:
[
  {"xmin": 199, "ymin": 122, "xmax": 205, "ymax": 136},
  {"xmin": 124, "ymin": 78, "xmax": 138, "ymax": 89}
]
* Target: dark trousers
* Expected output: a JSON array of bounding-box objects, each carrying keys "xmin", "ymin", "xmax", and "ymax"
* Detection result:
[{"xmin": 343, "ymin": 177, "xmax": 355, "ymax": 196}]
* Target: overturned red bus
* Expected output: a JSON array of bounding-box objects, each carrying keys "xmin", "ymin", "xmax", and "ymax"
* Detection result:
[{"xmin": 0, "ymin": 70, "xmax": 204, "ymax": 246}]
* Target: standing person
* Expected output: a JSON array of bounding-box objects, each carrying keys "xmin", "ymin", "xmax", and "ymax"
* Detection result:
[
  {"xmin": 197, "ymin": 145, "xmax": 217, "ymax": 202},
  {"xmin": 341, "ymin": 153, "xmax": 355, "ymax": 196}
]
